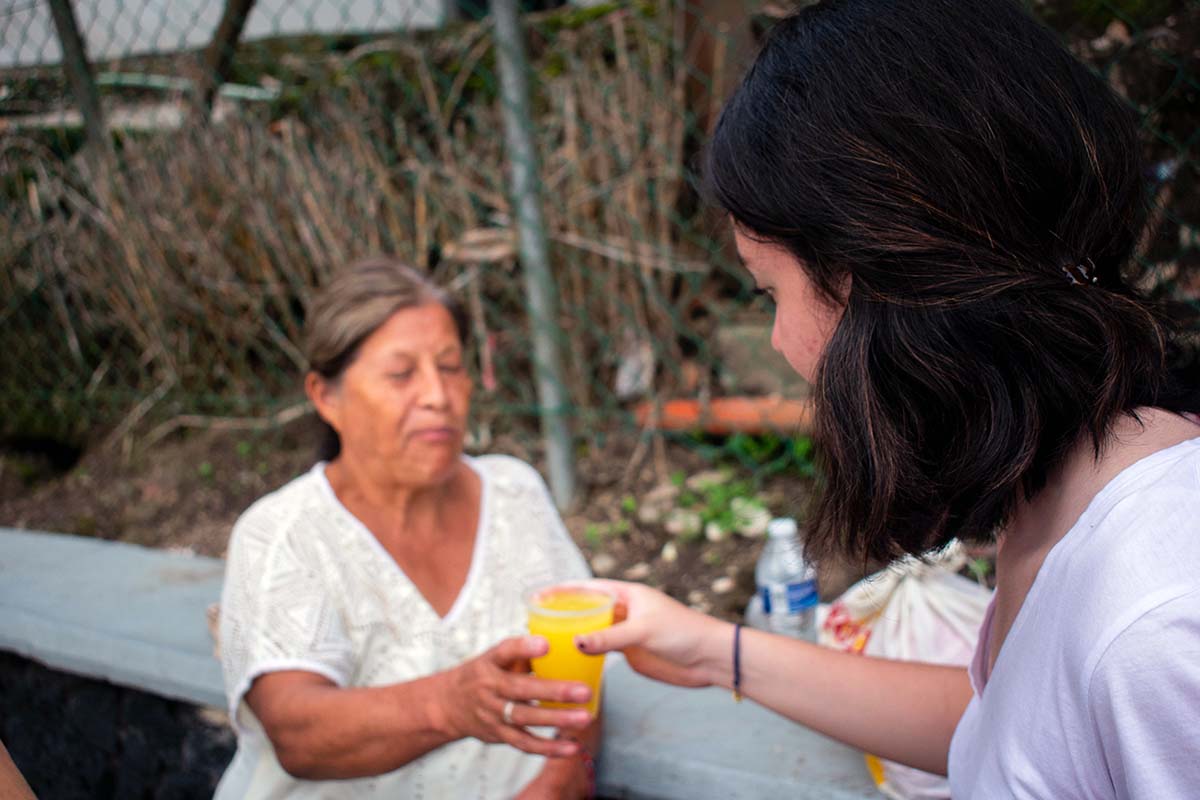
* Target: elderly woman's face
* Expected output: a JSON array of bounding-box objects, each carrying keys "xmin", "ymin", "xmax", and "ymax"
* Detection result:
[{"xmin": 312, "ymin": 303, "xmax": 472, "ymax": 485}]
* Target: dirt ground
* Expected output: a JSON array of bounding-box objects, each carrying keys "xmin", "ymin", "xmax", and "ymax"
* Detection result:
[{"xmin": 0, "ymin": 415, "xmax": 846, "ymax": 621}]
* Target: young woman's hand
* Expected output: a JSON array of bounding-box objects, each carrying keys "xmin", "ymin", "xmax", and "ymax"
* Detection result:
[{"xmin": 571, "ymin": 579, "xmax": 732, "ymax": 689}]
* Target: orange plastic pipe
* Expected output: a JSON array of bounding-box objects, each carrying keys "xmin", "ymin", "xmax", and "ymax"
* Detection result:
[{"xmin": 633, "ymin": 396, "xmax": 813, "ymax": 435}]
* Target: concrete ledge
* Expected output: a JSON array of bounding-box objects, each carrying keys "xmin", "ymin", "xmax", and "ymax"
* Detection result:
[
  {"xmin": 0, "ymin": 528, "xmax": 877, "ymax": 799},
  {"xmin": 598, "ymin": 666, "xmax": 879, "ymax": 799},
  {"xmin": 0, "ymin": 528, "xmax": 225, "ymax": 708}
]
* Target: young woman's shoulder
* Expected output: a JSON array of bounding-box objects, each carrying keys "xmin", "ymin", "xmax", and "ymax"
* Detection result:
[
  {"xmin": 1087, "ymin": 434, "xmax": 1200, "ymax": 566},
  {"xmin": 1055, "ymin": 436, "xmax": 1200, "ymax": 661}
]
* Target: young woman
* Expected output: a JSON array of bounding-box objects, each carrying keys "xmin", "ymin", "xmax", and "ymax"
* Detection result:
[{"xmin": 577, "ymin": 1, "xmax": 1200, "ymax": 796}]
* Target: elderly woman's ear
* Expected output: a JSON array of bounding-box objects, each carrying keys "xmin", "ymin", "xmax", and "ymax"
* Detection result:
[{"xmin": 305, "ymin": 371, "xmax": 342, "ymax": 434}]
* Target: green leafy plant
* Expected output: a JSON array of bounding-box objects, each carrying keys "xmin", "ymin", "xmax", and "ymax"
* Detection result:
[
  {"xmin": 584, "ymin": 518, "xmax": 631, "ymax": 548},
  {"xmin": 724, "ymin": 433, "xmax": 817, "ymax": 478},
  {"xmin": 968, "ymin": 557, "xmax": 993, "ymax": 586},
  {"xmin": 671, "ymin": 474, "xmax": 769, "ymax": 542},
  {"xmin": 791, "ymin": 436, "xmax": 816, "ymax": 478}
]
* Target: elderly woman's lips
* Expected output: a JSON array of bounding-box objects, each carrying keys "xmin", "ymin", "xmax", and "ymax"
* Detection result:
[{"xmin": 410, "ymin": 427, "xmax": 458, "ymax": 442}]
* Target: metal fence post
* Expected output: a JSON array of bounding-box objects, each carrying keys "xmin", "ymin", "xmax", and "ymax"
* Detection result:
[
  {"xmin": 491, "ymin": 0, "xmax": 577, "ymax": 510},
  {"xmin": 195, "ymin": 0, "xmax": 258, "ymax": 119},
  {"xmin": 46, "ymin": 0, "xmax": 109, "ymax": 163}
]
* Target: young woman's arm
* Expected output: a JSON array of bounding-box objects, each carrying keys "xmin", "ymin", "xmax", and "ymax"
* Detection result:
[{"xmin": 575, "ymin": 580, "xmax": 972, "ymax": 775}]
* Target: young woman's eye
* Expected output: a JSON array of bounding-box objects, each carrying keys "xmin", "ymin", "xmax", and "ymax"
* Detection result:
[
  {"xmin": 439, "ymin": 363, "xmax": 465, "ymax": 374},
  {"xmin": 388, "ymin": 370, "xmax": 414, "ymax": 382}
]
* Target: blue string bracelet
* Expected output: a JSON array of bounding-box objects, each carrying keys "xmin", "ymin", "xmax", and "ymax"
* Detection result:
[{"xmin": 732, "ymin": 623, "xmax": 744, "ymax": 702}]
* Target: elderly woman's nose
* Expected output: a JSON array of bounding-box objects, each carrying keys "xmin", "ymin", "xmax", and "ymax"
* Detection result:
[{"xmin": 416, "ymin": 363, "xmax": 451, "ymax": 407}]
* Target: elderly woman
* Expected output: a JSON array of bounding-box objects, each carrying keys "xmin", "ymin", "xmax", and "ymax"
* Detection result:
[{"xmin": 216, "ymin": 258, "xmax": 598, "ymax": 799}]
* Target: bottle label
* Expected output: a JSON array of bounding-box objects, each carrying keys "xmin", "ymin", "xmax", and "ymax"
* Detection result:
[{"xmin": 760, "ymin": 579, "xmax": 817, "ymax": 615}]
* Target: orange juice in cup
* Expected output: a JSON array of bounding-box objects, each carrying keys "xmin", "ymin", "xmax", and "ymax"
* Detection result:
[{"xmin": 527, "ymin": 587, "xmax": 615, "ymax": 716}]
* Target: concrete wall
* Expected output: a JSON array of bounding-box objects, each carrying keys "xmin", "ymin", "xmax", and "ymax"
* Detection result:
[{"xmin": 0, "ymin": 528, "xmax": 880, "ymax": 799}]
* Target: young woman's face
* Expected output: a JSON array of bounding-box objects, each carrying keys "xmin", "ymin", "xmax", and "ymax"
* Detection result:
[{"xmin": 733, "ymin": 228, "xmax": 844, "ymax": 383}]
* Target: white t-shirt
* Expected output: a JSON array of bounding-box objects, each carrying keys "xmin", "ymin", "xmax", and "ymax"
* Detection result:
[
  {"xmin": 949, "ymin": 436, "xmax": 1200, "ymax": 799},
  {"xmin": 215, "ymin": 455, "xmax": 591, "ymax": 800}
]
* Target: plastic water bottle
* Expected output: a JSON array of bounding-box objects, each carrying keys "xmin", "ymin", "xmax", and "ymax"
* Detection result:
[
  {"xmin": 753, "ymin": 517, "xmax": 818, "ymax": 640},
  {"xmin": 743, "ymin": 591, "xmax": 769, "ymax": 631}
]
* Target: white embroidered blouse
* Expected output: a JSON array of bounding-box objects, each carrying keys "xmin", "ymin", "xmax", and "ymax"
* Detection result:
[{"xmin": 215, "ymin": 454, "xmax": 591, "ymax": 800}]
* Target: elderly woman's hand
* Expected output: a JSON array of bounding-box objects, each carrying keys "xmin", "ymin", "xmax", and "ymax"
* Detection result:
[{"xmin": 438, "ymin": 635, "xmax": 594, "ymax": 758}]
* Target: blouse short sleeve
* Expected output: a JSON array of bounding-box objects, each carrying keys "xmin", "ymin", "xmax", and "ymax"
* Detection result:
[{"xmin": 218, "ymin": 494, "xmax": 356, "ymax": 734}]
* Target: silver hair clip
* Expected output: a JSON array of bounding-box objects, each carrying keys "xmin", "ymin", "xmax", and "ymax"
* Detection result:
[{"xmin": 1062, "ymin": 257, "xmax": 1098, "ymax": 286}]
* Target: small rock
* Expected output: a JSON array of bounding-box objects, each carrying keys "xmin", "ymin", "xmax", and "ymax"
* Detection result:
[
  {"xmin": 737, "ymin": 514, "xmax": 771, "ymax": 538},
  {"xmin": 637, "ymin": 483, "xmax": 681, "ymax": 525},
  {"xmin": 664, "ymin": 508, "xmax": 703, "ymax": 540},
  {"xmin": 644, "ymin": 482, "xmax": 681, "ymax": 505},
  {"xmin": 685, "ymin": 469, "xmax": 732, "ymax": 492},
  {"xmin": 732, "ymin": 496, "xmax": 771, "ymax": 537},
  {"xmin": 705, "ymin": 520, "xmax": 731, "ymax": 542},
  {"xmin": 711, "ymin": 576, "xmax": 736, "ymax": 595},
  {"xmin": 660, "ymin": 541, "xmax": 679, "ymax": 563},
  {"xmin": 624, "ymin": 562, "xmax": 652, "ymax": 581},
  {"xmin": 590, "ymin": 553, "xmax": 618, "ymax": 576},
  {"xmin": 687, "ymin": 589, "xmax": 706, "ymax": 605},
  {"xmin": 636, "ymin": 506, "xmax": 660, "ymax": 526}
]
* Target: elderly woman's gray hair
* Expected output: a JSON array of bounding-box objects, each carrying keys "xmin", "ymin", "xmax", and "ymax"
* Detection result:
[{"xmin": 304, "ymin": 257, "xmax": 469, "ymax": 458}]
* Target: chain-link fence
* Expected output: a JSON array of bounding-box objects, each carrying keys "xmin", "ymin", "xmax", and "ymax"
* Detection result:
[{"xmin": 2, "ymin": 0, "xmax": 1197, "ymax": 508}]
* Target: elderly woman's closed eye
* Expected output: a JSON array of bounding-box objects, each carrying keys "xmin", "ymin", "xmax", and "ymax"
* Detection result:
[{"xmin": 215, "ymin": 258, "xmax": 599, "ymax": 800}]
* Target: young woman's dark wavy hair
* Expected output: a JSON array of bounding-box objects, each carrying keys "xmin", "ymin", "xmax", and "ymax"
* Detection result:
[{"xmin": 706, "ymin": 0, "xmax": 1199, "ymax": 565}]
